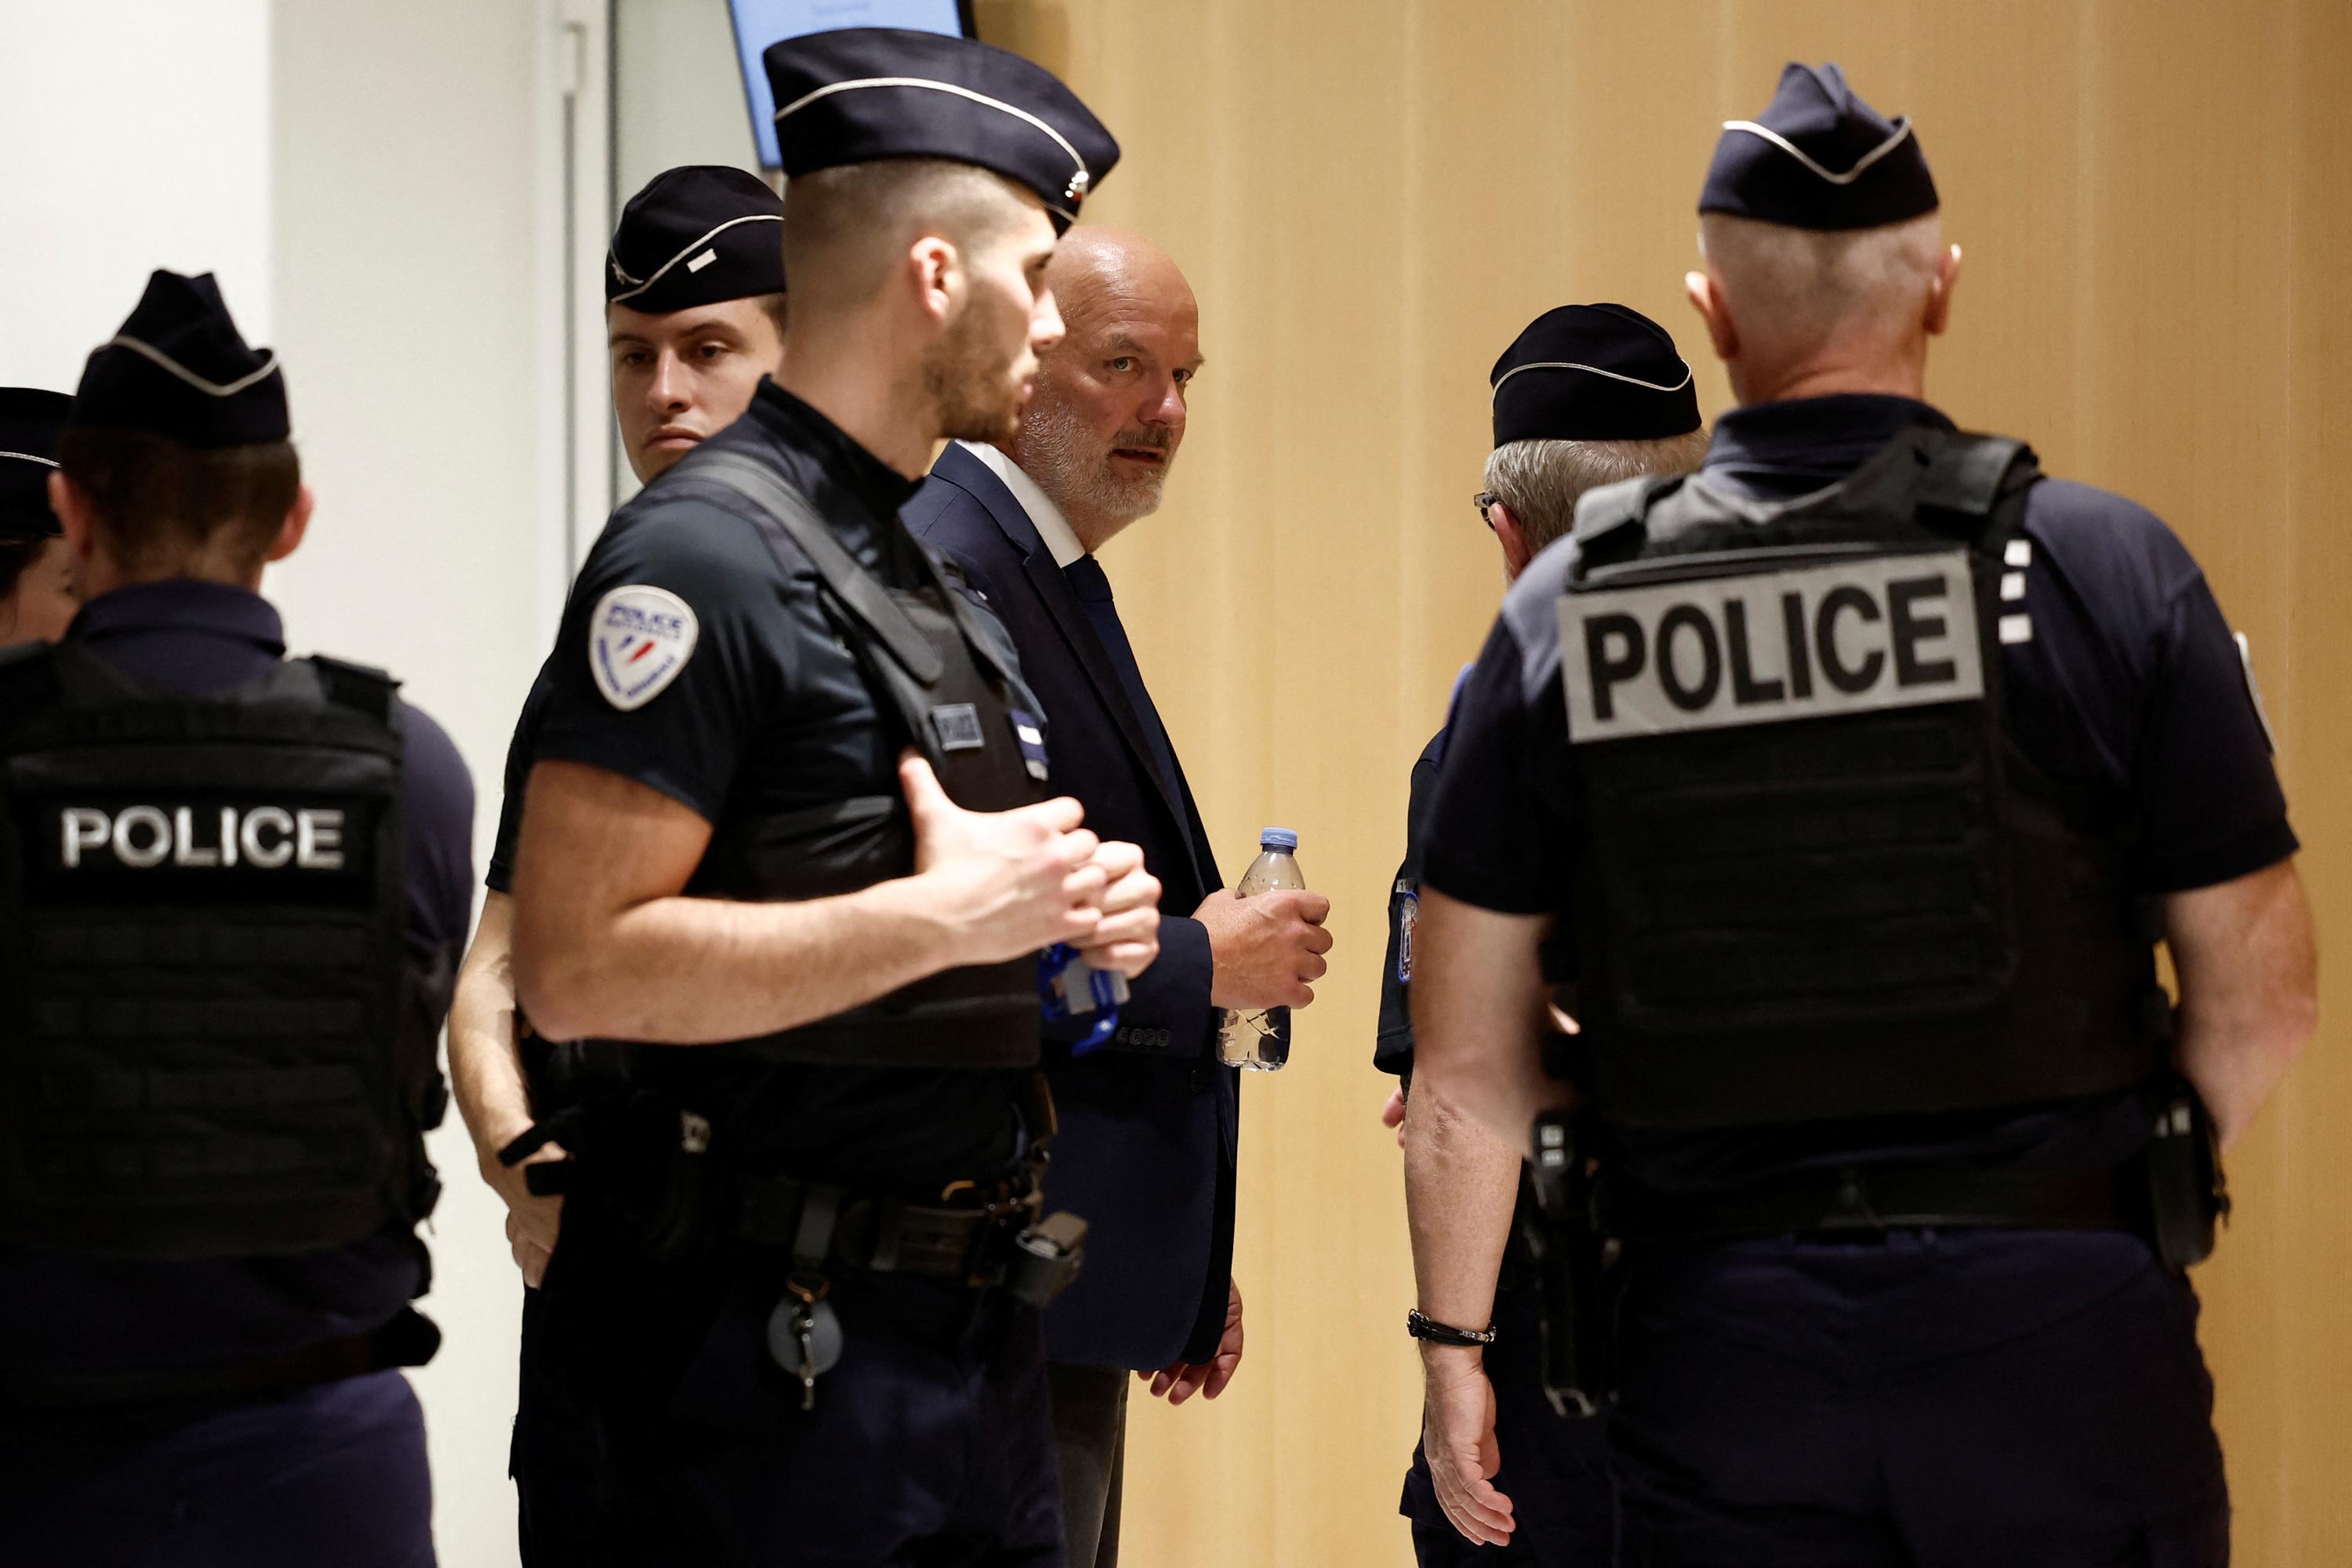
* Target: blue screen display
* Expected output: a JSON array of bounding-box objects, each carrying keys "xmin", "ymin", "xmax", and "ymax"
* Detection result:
[{"xmin": 729, "ymin": 0, "xmax": 970, "ymax": 169}]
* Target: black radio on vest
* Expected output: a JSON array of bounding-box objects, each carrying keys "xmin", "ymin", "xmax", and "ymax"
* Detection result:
[
  {"xmin": 1561, "ymin": 427, "xmax": 2166, "ymax": 1131},
  {"xmin": 0, "ymin": 641, "xmax": 447, "ymax": 1259}
]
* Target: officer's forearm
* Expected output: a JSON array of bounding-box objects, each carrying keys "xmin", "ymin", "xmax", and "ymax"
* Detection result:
[
  {"xmin": 1410, "ymin": 888, "xmax": 1564, "ymax": 1154},
  {"xmin": 514, "ymin": 760, "xmax": 980, "ymax": 1044},
  {"xmin": 2166, "ymin": 858, "xmax": 2318, "ymax": 1149},
  {"xmin": 516, "ymin": 874, "xmax": 971, "ymax": 1045},
  {"xmin": 1404, "ymin": 1077, "xmax": 1520, "ymax": 1343},
  {"xmin": 448, "ymin": 891, "xmax": 536, "ymax": 1153}
]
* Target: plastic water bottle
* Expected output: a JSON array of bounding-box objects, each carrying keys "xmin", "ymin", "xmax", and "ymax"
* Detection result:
[{"xmin": 1217, "ymin": 828, "xmax": 1305, "ymax": 1073}]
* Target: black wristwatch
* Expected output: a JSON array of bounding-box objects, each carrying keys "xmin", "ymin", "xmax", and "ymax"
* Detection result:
[{"xmin": 1406, "ymin": 1309, "xmax": 1497, "ymax": 1347}]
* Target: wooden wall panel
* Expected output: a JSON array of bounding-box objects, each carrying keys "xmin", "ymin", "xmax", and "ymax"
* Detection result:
[{"xmin": 979, "ymin": 3, "xmax": 2350, "ymax": 1562}]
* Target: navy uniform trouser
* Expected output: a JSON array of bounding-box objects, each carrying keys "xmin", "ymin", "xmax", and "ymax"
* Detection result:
[
  {"xmin": 520, "ymin": 1197, "xmax": 1063, "ymax": 1568},
  {"xmin": 1400, "ymin": 1266, "xmax": 1617, "ymax": 1566},
  {"xmin": 1608, "ymin": 1229, "xmax": 2228, "ymax": 1568},
  {"xmin": 0, "ymin": 1368, "xmax": 434, "ymax": 1567}
]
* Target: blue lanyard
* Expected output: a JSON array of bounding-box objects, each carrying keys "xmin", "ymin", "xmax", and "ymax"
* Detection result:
[{"xmin": 1038, "ymin": 945, "xmax": 1123, "ymax": 1054}]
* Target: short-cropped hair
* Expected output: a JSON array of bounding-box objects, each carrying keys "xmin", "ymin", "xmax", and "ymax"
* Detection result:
[
  {"xmin": 782, "ymin": 158, "xmax": 1036, "ymax": 310},
  {"xmin": 1699, "ymin": 211, "xmax": 1944, "ymax": 364},
  {"xmin": 56, "ymin": 427, "xmax": 299, "ymax": 579},
  {"xmin": 1484, "ymin": 430, "xmax": 1714, "ymax": 557}
]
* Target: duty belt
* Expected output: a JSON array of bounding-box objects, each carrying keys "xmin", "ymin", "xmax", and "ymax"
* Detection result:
[
  {"xmin": 1601, "ymin": 1162, "xmax": 2139, "ymax": 1242},
  {"xmin": 498, "ymin": 1106, "xmax": 1086, "ymax": 1306},
  {"xmin": 735, "ymin": 1160, "xmax": 1084, "ymax": 1306}
]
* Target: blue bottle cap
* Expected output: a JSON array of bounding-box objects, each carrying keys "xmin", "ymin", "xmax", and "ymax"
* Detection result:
[{"xmin": 1260, "ymin": 827, "xmax": 1298, "ymax": 851}]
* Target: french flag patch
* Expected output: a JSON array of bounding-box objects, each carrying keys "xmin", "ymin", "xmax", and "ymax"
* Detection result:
[{"xmin": 589, "ymin": 584, "xmax": 699, "ymax": 711}]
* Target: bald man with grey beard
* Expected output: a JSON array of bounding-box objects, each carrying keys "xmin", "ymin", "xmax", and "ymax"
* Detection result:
[{"xmin": 906, "ymin": 230, "xmax": 1333, "ymax": 1566}]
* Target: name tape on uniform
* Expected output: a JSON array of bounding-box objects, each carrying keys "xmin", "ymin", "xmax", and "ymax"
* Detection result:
[
  {"xmin": 590, "ymin": 584, "xmax": 699, "ymax": 711},
  {"xmin": 1559, "ymin": 551, "xmax": 1983, "ymax": 743}
]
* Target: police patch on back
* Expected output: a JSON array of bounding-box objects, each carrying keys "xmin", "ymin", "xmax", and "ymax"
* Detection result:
[
  {"xmin": 20, "ymin": 793, "xmax": 380, "ymax": 909},
  {"xmin": 1559, "ymin": 551, "xmax": 1982, "ymax": 742},
  {"xmin": 590, "ymin": 584, "xmax": 699, "ymax": 711}
]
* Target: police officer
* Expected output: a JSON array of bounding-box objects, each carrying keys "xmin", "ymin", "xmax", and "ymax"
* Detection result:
[
  {"xmin": 1410, "ymin": 64, "xmax": 2318, "ymax": 1566},
  {"xmin": 1384, "ymin": 305, "xmax": 1706, "ymax": 1563},
  {"xmin": 503, "ymin": 28, "xmax": 1159, "ymax": 1565},
  {"xmin": 0, "ymin": 272, "xmax": 474, "ymax": 1566},
  {"xmin": 603, "ymin": 165, "xmax": 791, "ymax": 488},
  {"xmin": 0, "ymin": 387, "xmax": 78, "ymax": 646},
  {"xmin": 445, "ymin": 161, "xmax": 791, "ymax": 1562}
]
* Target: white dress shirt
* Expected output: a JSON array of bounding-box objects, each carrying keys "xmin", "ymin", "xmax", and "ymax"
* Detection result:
[{"xmin": 956, "ymin": 440, "xmax": 1086, "ymax": 568}]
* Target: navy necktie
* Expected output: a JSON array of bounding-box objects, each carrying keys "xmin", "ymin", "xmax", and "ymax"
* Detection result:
[{"xmin": 1062, "ymin": 554, "xmax": 1185, "ymax": 811}]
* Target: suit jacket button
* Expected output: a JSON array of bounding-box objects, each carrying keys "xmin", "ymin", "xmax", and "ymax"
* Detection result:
[{"xmin": 1189, "ymin": 1065, "xmax": 1211, "ymax": 1093}]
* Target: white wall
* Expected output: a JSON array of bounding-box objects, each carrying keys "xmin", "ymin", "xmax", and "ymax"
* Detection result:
[
  {"xmin": 5, "ymin": 5, "xmax": 585, "ymax": 1565},
  {"xmin": 0, "ymin": 1, "xmax": 274, "ymax": 389},
  {"xmin": 267, "ymin": 5, "xmax": 570, "ymax": 1564},
  {"xmin": 614, "ymin": 0, "xmax": 763, "ymax": 201}
]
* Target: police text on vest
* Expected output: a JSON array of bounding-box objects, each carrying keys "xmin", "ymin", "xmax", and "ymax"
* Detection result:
[
  {"xmin": 56, "ymin": 805, "xmax": 347, "ymax": 870},
  {"xmin": 1559, "ymin": 551, "xmax": 1983, "ymax": 742}
]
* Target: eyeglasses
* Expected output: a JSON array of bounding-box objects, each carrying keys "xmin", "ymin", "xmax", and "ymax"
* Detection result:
[{"xmin": 1473, "ymin": 491, "xmax": 1498, "ymax": 531}]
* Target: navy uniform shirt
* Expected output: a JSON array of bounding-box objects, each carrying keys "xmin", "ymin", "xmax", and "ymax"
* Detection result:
[
  {"xmin": 1377, "ymin": 663, "xmax": 1481, "ymax": 1076},
  {"xmin": 525, "ymin": 379, "xmax": 1029, "ymax": 1194},
  {"xmin": 1424, "ymin": 394, "xmax": 2296, "ymax": 1190},
  {"xmin": 1375, "ymin": 728, "xmax": 1447, "ymax": 1077},
  {"xmin": 485, "ymin": 656, "xmax": 551, "ymax": 897},
  {"xmin": 0, "ymin": 580, "xmax": 476, "ymax": 1379}
]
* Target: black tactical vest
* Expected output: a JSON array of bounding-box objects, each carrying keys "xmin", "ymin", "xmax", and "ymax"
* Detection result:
[
  {"xmin": 1559, "ymin": 428, "xmax": 2165, "ymax": 1131},
  {"xmin": 630, "ymin": 449, "xmax": 1052, "ymax": 1070},
  {"xmin": 0, "ymin": 643, "xmax": 445, "ymax": 1259}
]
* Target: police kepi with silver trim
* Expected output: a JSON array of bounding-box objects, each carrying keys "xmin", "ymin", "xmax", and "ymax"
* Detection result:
[
  {"xmin": 1562, "ymin": 551, "xmax": 1982, "ymax": 742},
  {"xmin": 607, "ymin": 165, "xmax": 786, "ymax": 313},
  {"xmin": 1700, "ymin": 63, "xmax": 1938, "ymax": 231},
  {"xmin": 68, "ymin": 270, "xmax": 288, "ymax": 447},
  {"xmin": 761, "ymin": 27, "xmax": 1120, "ymax": 232},
  {"xmin": 1491, "ymin": 305, "xmax": 1702, "ymax": 447},
  {"xmin": 0, "ymin": 387, "xmax": 70, "ymax": 539}
]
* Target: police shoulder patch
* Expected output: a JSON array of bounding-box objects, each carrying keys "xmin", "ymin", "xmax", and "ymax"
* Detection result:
[{"xmin": 588, "ymin": 584, "xmax": 699, "ymax": 712}]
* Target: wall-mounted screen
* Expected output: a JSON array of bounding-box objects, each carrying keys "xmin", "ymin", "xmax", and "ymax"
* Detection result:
[{"xmin": 728, "ymin": 0, "xmax": 975, "ymax": 170}]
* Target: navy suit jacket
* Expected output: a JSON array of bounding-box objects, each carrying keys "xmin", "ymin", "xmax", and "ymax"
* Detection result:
[{"xmin": 906, "ymin": 442, "xmax": 1238, "ymax": 1370}]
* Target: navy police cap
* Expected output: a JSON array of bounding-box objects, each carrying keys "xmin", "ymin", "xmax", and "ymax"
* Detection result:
[
  {"xmin": 608, "ymin": 165, "xmax": 787, "ymax": 314},
  {"xmin": 763, "ymin": 28, "xmax": 1119, "ymax": 233},
  {"xmin": 1700, "ymin": 63, "xmax": 1938, "ymax": 231},
  {"xmin": 1490, "ymin": 304, "xmax": 1701, "ymax": 448},
  {"xmin": 69, "ymin": 270, "xmax": 288, "ymax": 448},
  {"xmin": 0, "ymin": 387, "xmax": 70, "ymax": 539}
]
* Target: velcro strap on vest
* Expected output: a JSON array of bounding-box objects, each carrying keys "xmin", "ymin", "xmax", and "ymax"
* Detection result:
[
  {"xmin": 303, "ymin": 654, "xmax": 399, "ymax": 724},
  {"xmin": 1915, "ymin": 433, "xmax": 2039, "ymax": 554},
  {"xmin": 1571, "ymin": 472, "xmax": 1681, "ymax": 551},
  {"xmin": 1916, "ymin": 434, "xmax": 2030, "ymax": 518}
]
